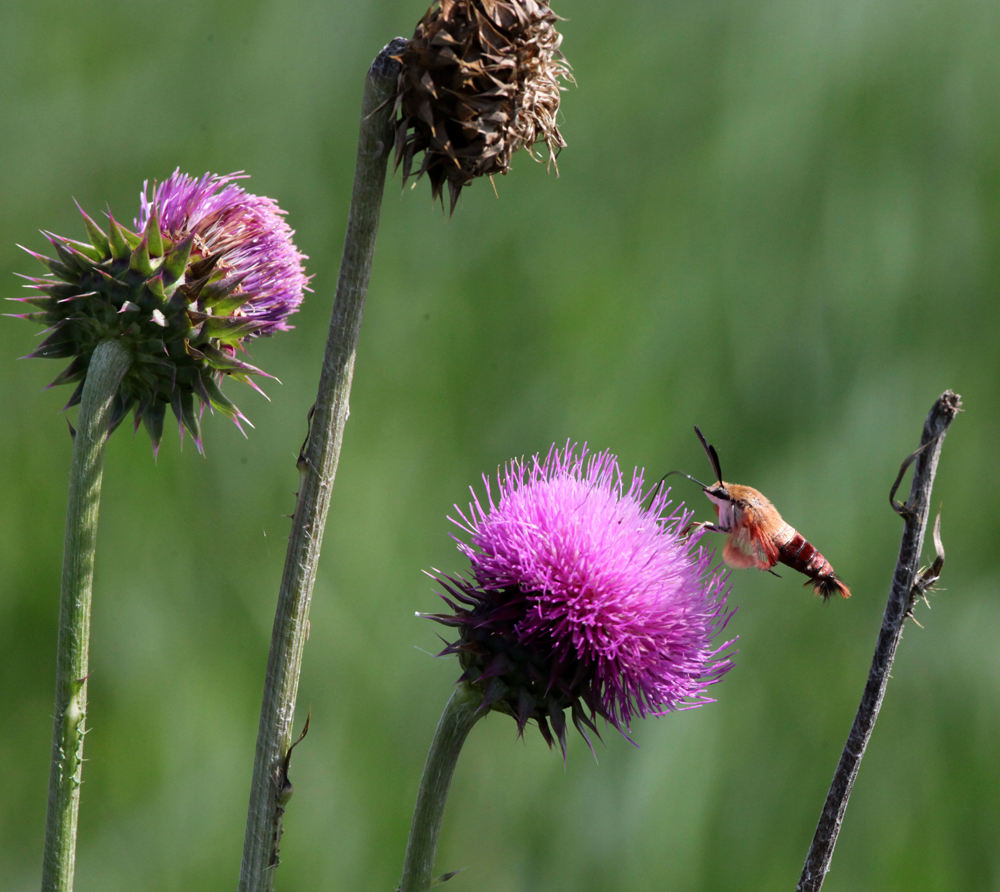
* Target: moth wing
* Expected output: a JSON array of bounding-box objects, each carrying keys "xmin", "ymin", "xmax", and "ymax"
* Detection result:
[
  {"xmin": 753, "ymin": 521, "xmax": 781, "ymax": 567},
  {"xmin": 724, "ymin": 521, "xmax": 780, "ymax": 571},
  {"xmin": 723, "ymin": 537, "xmax": 767, "ymax": 569}
]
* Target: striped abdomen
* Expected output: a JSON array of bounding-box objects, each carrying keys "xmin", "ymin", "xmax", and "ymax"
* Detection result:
[{"xmin": 777, "ymin": 531, "xmax": 850, "ymax": 600}]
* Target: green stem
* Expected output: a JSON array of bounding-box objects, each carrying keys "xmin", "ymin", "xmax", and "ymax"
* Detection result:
[
  {"xmin": 237, "ymin": 37, "xmax": 406, "ymax": 892},
  {"xmin": 41, "ymin": 338, "xmax": 131, "ymax": 892},
  {"xmin": 399, "ymin": 684, "xmax": 486, "ymax": 892}
]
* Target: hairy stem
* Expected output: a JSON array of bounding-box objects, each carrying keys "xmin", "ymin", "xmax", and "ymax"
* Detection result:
[
  {"xmin": 399, "ymin": 684, "xmax": 485, "ymax": 892},
  {"xmin": 41, "ymin": 338, "xmax": 131, "ymax": 892},
  {"xmin": 797, "ymin": 390, "xmax": 961, "ymax": 892},
  {"xmin": 238, "ymin": 37, "xmax": 406, "ymax": 892}
]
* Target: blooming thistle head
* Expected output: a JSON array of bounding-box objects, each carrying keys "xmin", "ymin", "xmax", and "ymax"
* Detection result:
[
  {"xmin": 393, "ymin": 0, "xmax": 571, "ymax": 212},
  {"xmin": 428, "ymin": 444, "xmax": 735, "ymax": 758},
  {"xmin": 11, "ymin": 170, "xmax": 309, "ymax": 454}
]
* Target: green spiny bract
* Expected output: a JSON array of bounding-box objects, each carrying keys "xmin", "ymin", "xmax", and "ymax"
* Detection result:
[{"xmin": 15, "ymin": 209, "xmax": 271, "ymax": 453}]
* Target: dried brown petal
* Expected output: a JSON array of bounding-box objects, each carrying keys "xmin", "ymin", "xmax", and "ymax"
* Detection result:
[{"xmin": 394, "ymin": 0, "xmax": 570, "ymax": 212}]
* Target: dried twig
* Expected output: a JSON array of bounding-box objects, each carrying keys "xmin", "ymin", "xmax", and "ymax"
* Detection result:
[{"xmin": 797, "ymin": 391, "xmax": 961, "ymax": 892}]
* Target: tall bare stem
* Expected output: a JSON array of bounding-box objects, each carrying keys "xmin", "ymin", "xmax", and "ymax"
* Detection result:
[
  {"xmin": 237, "ymin": 38, "xmax": 406, "ymax": 892},
  {"xmin": 41, "ymin": 337, "xmax": 131, "ymax": 892}
]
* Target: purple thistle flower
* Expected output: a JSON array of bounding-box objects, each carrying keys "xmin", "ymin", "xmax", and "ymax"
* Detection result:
[
  {"xmin": 429, "ymin": 443, "xmax": 735, "ymax": 757},
  {"xmin": 136, "ymin": 170, "xmax": 308, "ymax": 336},
  {"xmin": 12, "ymin": 169, "xmax": 309, "ymax": 453}
]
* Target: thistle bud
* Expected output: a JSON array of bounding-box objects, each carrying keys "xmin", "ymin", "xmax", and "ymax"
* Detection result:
[
  {"xmin": 12, "ymin": 170, "xmax": 309, "ymax": 453},
  {"xmin": 428, "ymin": 445, "xmax": 735, "ymax": 758},
  {"xmin": 394, "ymin": 0, "xmax": 570, "ymax": 212}
]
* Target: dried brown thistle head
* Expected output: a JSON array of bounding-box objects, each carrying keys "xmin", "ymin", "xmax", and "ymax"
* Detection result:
[{"xmin": 394, "ymin": 0, "xmax": 570, "ymax": 213}]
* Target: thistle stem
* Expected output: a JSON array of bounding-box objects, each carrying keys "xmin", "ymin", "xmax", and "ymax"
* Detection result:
[
  {"xmin": 237, "ymin": 38, "xmax": 406, "ymax": 892},
  {"xmin": 41, "ymin": 337, "xmax": 131, "ymax": 892},
  {"xmin": 400, "ymin": 683, "xmax": 485, "ymax": 892},
  {"xmin": 797, "ymin": 391, "xmax": 961, "ymax": 892}
]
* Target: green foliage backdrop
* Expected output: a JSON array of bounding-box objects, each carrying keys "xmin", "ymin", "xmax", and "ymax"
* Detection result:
[{"xmin": 1, "ymin": 0, "xmax": 998, "ymax": 889}]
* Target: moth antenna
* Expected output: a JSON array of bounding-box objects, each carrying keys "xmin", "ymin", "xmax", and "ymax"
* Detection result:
[{"xmin": 693, "ymin": 425, "xmax": 723, "ymax": 484}]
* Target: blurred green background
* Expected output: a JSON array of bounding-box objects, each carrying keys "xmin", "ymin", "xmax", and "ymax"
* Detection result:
[{"xmin": 1, "ymin": 0, "xmax": 998, "ymax": 889}]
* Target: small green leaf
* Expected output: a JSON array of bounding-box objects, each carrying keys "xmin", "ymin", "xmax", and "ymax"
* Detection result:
[
  {"xmin": 200, "ymin": 273, "xmax": 248, "ymax": 309},
  {"xmin": 144, "ymin": 400, "xmax": 166, "ymax": 452},
  {"xmin": 201, "ymin": 375, "xmax": 242, "ymax": 419},
  {"xmin": 31, "ymin": 327, "xmax": 77, "ymax": 359},
  {"xmin": 162, "ymin": 234, "xmax": 194, "ymax": 284},
  {"xmin": 187, "ymin": 252, "xmax": 220, "ymax": 281},
  {"xmin": 129, "ymin": 236, "xmax": 155, "ymax": 277},
  {"xmin": 108, "ymin": 216, "xmax": 132, "ymax": 260},
  {"xmin": 189, "ymin": 341, "xmax": 269, "ymax": 377},
  {"xmin": 16, "ymin": 295, "xmax": 58, "ymax": 309},
  {"xmin": 62, "ymin": 237, "xmax": 104, "ymax": 263},
  {"xmin": 50, "ymin": 238, "xmax": 89, "ymax": 274},
  {"xmin": 75, "ymin": 203, "xmax": 111, "ymax": 257},
  {"xmin": 143, "ymin": 211, "xmax": 164, "ymax": 258},
  {"xmin": 5, "ymin": 310, "xmax": 50, "ymax": 323},
  {"xmin": 63, "ymin": 379, "xmax": 85, "ymax": 410},
  {"xmin": 107, "ymin": 392, "xmax": 136, "ymax": 435},
  {"xmin": 200, "ymin": 315, "xmax": 269, "ymax": 342},
  {"xmin": 170, "ymin": 387, "xmax": 201, "ymax": 446},
  {"xmin": 145, "ymin": 274, "xmax": 167, "ymax": 302},
  {"xmin": 118, "ymin": 222, "xmax": 142, "ymax": 250}
]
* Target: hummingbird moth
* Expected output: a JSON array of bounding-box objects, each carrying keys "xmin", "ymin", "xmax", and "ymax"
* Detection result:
[{"xmin": 670, "ymin": 427, "xmax": 850, "ymax": 600}]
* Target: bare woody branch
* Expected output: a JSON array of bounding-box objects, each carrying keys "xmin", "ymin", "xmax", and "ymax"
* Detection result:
[{"xmin": 797, "ymin": 390, "xmax": 961, "ymax": 892}]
